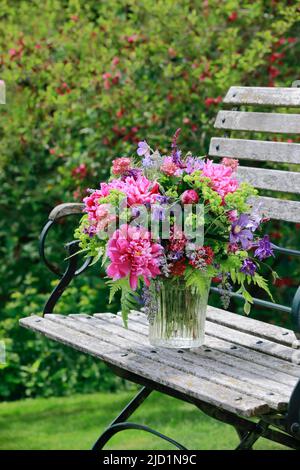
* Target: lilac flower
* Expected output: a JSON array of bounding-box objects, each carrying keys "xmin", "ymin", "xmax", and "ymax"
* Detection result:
[
  {"xmin": 142, "ymin": 154, "xmax": 154, "ymax": 168},
  {"xmin": 240, "ymin": 259, "xmax": 257, "ymax": 276},
  {"xmin": 185, "ymin": 156, "xmax": 204, "ymax": 174},
  {"xmin": 254, "ymin": 235, "xmax": 274, "ymax": 261},
  {"xmin": 230, "ymin": 214, "xmax": 254, "ymax": 249},
  {"xmin": 137, "ymin": 141, "xmax": 151, "ymax": 158}
]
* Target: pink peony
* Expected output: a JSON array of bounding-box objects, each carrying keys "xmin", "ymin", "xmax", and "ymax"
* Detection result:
[
  {"xmin": 122, "ymin": 175, "xmax": 160, "ymax": 206},
  {"xmin": 201, "ymin": 159, "xmax": 239, "ymax": 199},
  {"xmin": 221, "ymin": 157, "xmax": 239, "ymax": 171},
  {"xmin": 112, "ymin": 157, "xmax": 132, "ymax": 175},
  {"xmin": 107, "ymin": 224, "xmax": 162, "ymax": 289},
  {"xmin": 181, "ymin": 189, "xmax": 199, "ymax": 204},
  {"xmin": 160, "ymin": 157, "xmax": 178, "ymax": 176}
]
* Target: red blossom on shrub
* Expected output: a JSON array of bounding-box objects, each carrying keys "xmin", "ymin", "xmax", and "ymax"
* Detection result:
[
  {"xmin": 228, "ymin": 12, "xmax": 238, "ymax": 22},
  {"xmin": 205, "ymin": 96, "xmax": 222, "ymax": 107},
  {"xmin": 72, "ymin": 163, "xmax": 87, "ymax": 179}
]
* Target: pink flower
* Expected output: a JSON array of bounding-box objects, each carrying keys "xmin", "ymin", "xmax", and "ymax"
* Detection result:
[
  {"xmin": 107, "ymin": 224, "xmax": 162, "ymax": 289},
  {"xmin": 201, "ymin": 159, "xmax": 239, "ymax": 198},
  {"xmin": 160, "ymin": 156, "xmax": 178, "ymax": 176},
  {"xmin": 123, "ymin": 175, "xmax": 160, "ymax": 206},
  {"xmin": 221, "ymin": 158, "xmax": 239, "ymax": 171},
  {"xmin": 112, "ymin": 157, "xmax": 132, "ymax": 175},
  {"xmin": 181, "ymin": 189, "xmax": 199, "ymax": 204},
  {"xmin": 227, "ymin": 209, "xmax": 238, "ymax": 222},
  {"xmin": 96, "ymin": 204, "xmax": 116, "ymax": 232}
]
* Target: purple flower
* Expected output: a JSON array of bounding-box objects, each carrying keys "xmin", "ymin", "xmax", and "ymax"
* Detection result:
[
  {"xmin": 230, "ymin": 214, "xmax": 254, "ymax": 249},
  {"xmin": 155, "ymin": 195, "xmax": 170, "ymax": 204},
  {"xmin": 172, "ymin": 149, "xmax": 182, "ymax": 165},
  {"xmin": 254, "ymin": 235, "xmax": 274, "ymax": 261},
  {"xmin": 240, "ymin": 259, "xmax": 257, "ymax": 276},
  {"xmin": 121, "ymin": 168, "xmax": 142, "ymax": 180},
  {"xmin": 137, "ymin": 141, "xmax": 151, "ymax": 158},
  {"xmin": 142, "ymin": 154, "xmax": 154, "ymax": 168},
  {"xmin": 185, "ymin": 156, "xmax": 204, "ymax": 174}
]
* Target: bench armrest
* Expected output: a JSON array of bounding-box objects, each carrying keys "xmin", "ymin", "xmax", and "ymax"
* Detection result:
[{"xmin": 49, "ymin": 203, "xmax": 84, "ymax": 221}]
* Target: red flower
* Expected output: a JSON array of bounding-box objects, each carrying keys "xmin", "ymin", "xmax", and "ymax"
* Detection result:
[
  {"xmin": 228, "ymin": 12, "xmax": 238, "ymax": 22},
  {"xmin": 268, "ymin": 66, "xmax": 280, "ymax": 79},
  {"xmin": 205, "ymin": 96, "xmax": 222, "ymax": 107},
  {"xmin": 72, "ymin": 163, "xmax": 87, "ymax": 179},
  {"xmin": 169, "ymin": 259, "xmax": 187, "ymax": 276}
]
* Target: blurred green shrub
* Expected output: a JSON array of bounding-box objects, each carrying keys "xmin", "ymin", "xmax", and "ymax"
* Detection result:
[{"xmin": 0, "ymin": 0, "xmax": 300, "ymax": 399}]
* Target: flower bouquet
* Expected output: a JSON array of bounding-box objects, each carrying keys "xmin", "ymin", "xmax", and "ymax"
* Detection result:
[{"xmin": 75, "ymin": 129, "xmax": 275, "ymax": 348}]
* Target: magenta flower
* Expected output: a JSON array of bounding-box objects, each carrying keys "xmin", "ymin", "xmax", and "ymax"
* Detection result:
[
  {"xmin": 181, "ymin": 189, "xmax": 199, "ymax": 204},
  {"xmin": 107, "ymin": 224, "xmax": 163, "ymax": 289},
  {"xmin": 123, "ymin": 175, "xmax": 160, "ymax": 206},
  {"xmin": 201, "ymin": 159, "xmax": 239, "ymax": 198}
]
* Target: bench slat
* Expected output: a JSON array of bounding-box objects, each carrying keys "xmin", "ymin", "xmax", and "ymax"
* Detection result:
[
  {"xmin": 224, "ymin": 86, "xmax": 300, "ymax": 107},
  {"xmin": 206, "ymin": 306, "xmax": 300, "ymax": 349},
  {"xmin": 124, "ymin": 311, "xmax": 300, "ymax": 378},
  {"xmin": 236, "ymin": 166, "xmax": 300, "ymax": 194},
  {"xmin": 20, "ymin": 315, "xmax": 270, "ymax": 417},
  {"xmin": 214, "ymin": 111, "xmax": 300, "ymax": 134},
  {"xmin": 249, "ymin": 196, "xmax": 300, "ymax": 223},
  {"xmin": 68, "ymin": 314, "xmax": 292, "ymax": 411},
  {"xmin": 209, "ymin": 138, "xmax": 300, "ymax": 164}
]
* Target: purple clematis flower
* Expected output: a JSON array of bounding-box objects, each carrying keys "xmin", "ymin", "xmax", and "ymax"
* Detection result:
[
  {"xmin": 230, "ymin": 214, "xmax": 254, "ymax": 250},
  {"xmin": 240, "ymin": 259, "xmax": 257, "ymax": 276},
  {"xmin": 254, "ymin": 235, "xmax": 274, "ymax": 261},
  {"xmin": 137, "ymin": 141, "xmax": 151, "ymax": 158}
]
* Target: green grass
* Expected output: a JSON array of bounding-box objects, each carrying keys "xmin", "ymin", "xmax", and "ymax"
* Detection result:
[{"xmin": 0, "ymin": 391, "xmax": 288, "ymax": 450}]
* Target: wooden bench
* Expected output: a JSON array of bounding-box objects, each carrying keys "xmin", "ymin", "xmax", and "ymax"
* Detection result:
[{"xmin": 20, "ymin": 86, "xmax": 300, "ymax": 450}]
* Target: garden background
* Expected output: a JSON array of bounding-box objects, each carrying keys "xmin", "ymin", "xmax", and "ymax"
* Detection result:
[{"xmin": 0, "ymin": 0, "xmax": 300, "ymax": 448}]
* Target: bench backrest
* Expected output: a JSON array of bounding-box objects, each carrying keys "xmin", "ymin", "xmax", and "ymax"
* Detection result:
[{"xmin": 208, "ymin": 86, "xmax": 300, "ymax": 223}]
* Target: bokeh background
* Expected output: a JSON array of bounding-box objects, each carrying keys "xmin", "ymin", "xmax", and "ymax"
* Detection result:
[{"xmin": 0, "ymin": 1, "xmax": 300, "ymax": 448}]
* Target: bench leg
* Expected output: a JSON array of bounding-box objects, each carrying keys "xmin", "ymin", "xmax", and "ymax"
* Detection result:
[
  {"xmin": 92, "ymin": 386, "xmax": 186, "ymax": 450},
  {"xmin": 235, "ymin": 421, "xmax": 269, "ymax": 450}
]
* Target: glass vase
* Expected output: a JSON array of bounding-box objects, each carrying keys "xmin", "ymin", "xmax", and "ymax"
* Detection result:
[{"xmin": 148, "ymin": 276, "xmax": 211, "ymax": 349}]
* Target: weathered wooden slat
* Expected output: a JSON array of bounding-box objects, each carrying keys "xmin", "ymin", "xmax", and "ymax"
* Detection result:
[
  {"xmin": 19, "ymin": 315, "xmax": 270, "ymax": 417},
  {"xmin": 206, "ymin": 306, "xmax": 300, "ymax": 349},
  {"xmin": 49, "ymin": 203, "xmax": 84, "ymax": 221},
  {"xmin": 88, "ymin": 314, "xmax": 295, "ymax": 398},
  {"xmin": 209, "ymin": 138, "xmax": 300, "ymax": 164},
  {"xmin": 57, "ymin": 314, "xmax": 290, "ymax": 410},
  {"xmin": 236, "ymin": 166, "xmax": 300, "ymax": 194},
  {"xmin": 204, "ymin": 321, "xmax": 299, "ymax": 363},
  {"xmin": 249, "ymin": 196, "xmax": 300, "ymax": 223},
  {"xmin": 124, "ymin": 311, "xmax": 300, "ymax": 378},
  {"xmin": 214, "ymin": 111, "xmax": 300, "ymax": 134},
  {"xmin": 223, "ymin": 87, "xmax": 300, "ymax": 107}
]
